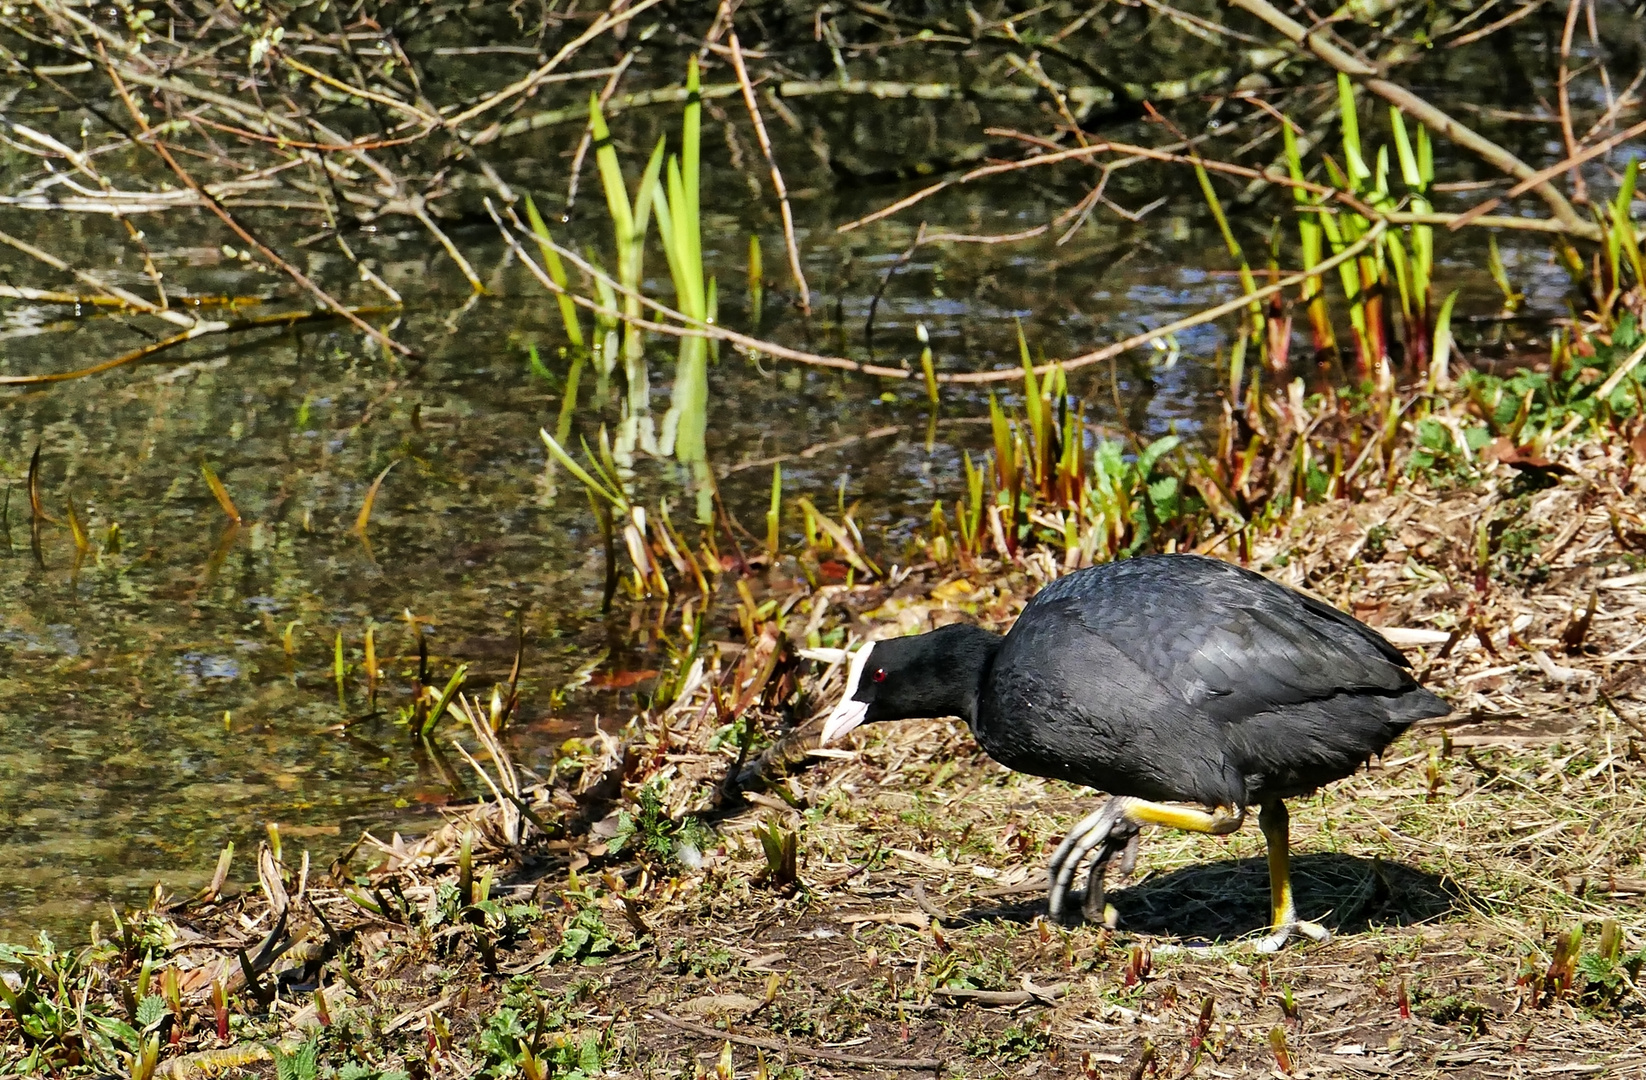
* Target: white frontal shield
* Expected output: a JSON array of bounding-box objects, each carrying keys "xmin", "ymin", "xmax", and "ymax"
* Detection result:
[{"xmin": 819, "ymin": 644, "xmax": 877, "ymax": 744}]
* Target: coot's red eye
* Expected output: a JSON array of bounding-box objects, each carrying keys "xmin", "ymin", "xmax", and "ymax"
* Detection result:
[{"xmin": 872, "ymin": 668, "xmax": 887, "ymax": 683}]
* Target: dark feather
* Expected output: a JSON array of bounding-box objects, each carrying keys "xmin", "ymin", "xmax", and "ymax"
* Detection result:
[{"xmin": 972, "ymin": 555, "xmax": 1448, "ymax": 805}]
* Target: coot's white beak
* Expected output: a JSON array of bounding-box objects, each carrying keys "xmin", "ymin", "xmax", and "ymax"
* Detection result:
[{"xmin": 820, "ymin": 643, "xmax": 876, "ymax": 744}]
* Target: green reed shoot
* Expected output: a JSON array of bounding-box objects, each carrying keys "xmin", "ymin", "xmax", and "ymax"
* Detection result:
[
  {"xmin": 1321, "ymin": 75, "xmax": 1385, "ymax": 378},
  {"xmin": 1387, "ymin": 107, "xmax": 1436, "ymax": 373},
  {"xmin": 420, "ymin": 663, "xmax": 469, "ymax": 740},
  {"xmin": 1428, "ymin": 290, "xmax": 1459, "ymax": 393},
  {"xmin": 540, "ymin": 427, "xmax": 631, "ymax": 515},
  {"xmin": 528, "ymin": 343, "xmax": 554, "ymax": 383},
  {"xmin": 654, "ymin": 57, "xmax": 711, "ymax": 465},
  {"xmin": 1336, "ymin": 74, "xmax": 1372, "ymax": 190},
  {"xmin": 457, "ymin": 830, "xmax": 474, "ymax": 905},
  {"xmin": 1487, "ymin": 235, "xmax": 1525, "ymax": 314},
  {"xmin": 333, "ymin": 630, "xmax": 346, "ymax": 707},
  {"xmin": 523, "ymin": 194, "xmax": 586, "ymax": 351},
  {"xmin": 917, "ymin": 322, "xmax": 939, "ymax": 404},
  {"xmin": 797, "ymin": 496, "xmax": 881, "ymax": 578},
  {"xmin": 1016, "ymin": 321, "xmax": 1045, "ymax": 485},
  {"xmin": 766, "ymin": 464, "xmax": 782, "ymax": 557},
  {"xmin": 960, "ymin": 450, "xmax": 984, "ymax": 553},
  {"xmin": 586, "ymin": 247, "xmax": 622, "ymax": 369},
  {"xmin": 1284, "ymin": 122, "xmax": 1336, "ymax": 358},
  {"xmin": 1194, "ymin": 161, "xmax": 1261, "ymax": 327},
  {"xmin": 1601, "ymin": 159, "xmax": 1642, "ymax": 322},
  {"xmin": 589, "ymin": 87, "xmax": 666, "ymax": 444}
]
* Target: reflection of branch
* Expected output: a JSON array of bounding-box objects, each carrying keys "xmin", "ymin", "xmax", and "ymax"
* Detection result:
[
  {"xmin": 494, "ymin": 197, "xmax": 1385, "ymax": 385},
  {"xmin": 1226, "ymin": 0, "xmax": 1601, "ymax": 241},
  {"xmin": 452, "ymin": 0, "xmax": 669, "ymax": 129},
  {"xmin": 0, "ymin": 227, "xmax": 211, "ymax": 331},
  {"xmin": 0, "ymin": 309, "xmax": 381, "ymax": 386},
  {"xmin": 483, "ymin": 65, "xmax": 1284, "ymax": 143}
]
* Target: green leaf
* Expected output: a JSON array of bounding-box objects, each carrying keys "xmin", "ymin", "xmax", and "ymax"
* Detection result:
[
  {"xmin": 1137, "ymin": 435, "xmax": 1182, "ymax": 475},
  {"xmin": 273, "ymin": 1037, "xmax": 320, "ymax": 1080},
  {"xmin": 136, "ymin": 994, "xmax": 168, "ymax": 1029},
  {"xmin": 527, "ymin": 344, "xmax": 554, "ymax": 384},
  {"xmin": 579, "ymin": 1033, "xmax": 605, "ymax": 1074}
]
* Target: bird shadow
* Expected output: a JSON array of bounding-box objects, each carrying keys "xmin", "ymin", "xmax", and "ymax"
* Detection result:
[{"xmin": 956, "ymin": 853, "xmax": 1465, "ymax": 945}]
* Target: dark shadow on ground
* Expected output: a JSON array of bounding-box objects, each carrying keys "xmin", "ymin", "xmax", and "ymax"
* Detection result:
[{"xmin": 957, "ymin": 853, "xmax": 1465, "ymax": 945}]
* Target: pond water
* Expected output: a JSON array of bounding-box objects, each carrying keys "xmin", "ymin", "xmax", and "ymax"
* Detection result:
[{"xmin": 0, "ymin": 7, "xmax": 1630, "ymax": 939}]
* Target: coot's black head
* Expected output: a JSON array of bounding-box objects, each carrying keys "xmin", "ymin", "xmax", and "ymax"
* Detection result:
[{"xmin": 820, "ymin": 623, "xmax": 1002, "ymax": 743}]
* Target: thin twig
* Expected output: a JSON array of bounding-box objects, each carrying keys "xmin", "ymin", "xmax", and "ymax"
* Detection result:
[
  {"xmin": 279, "ymin": 54, "xmax": 439, "ymax": 128},
  {"xmin": 864, "ymin": 221, "xmax": 926, "ymax": 355},
  {"xmin": 729, "ymin": 32, "xmax": 810, "ymax": 315},
  {"xmin": 1451, "ymin": 115, "xmax": 1646, "ymax": 229}
]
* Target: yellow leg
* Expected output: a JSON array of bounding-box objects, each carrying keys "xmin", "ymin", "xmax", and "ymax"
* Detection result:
[
  {"xmin": 1119, "ymin": 798, "xmax": 1246, "ymax": 835},
  {"xmin": 1255, "ymin": 801, "xmax": 1331, "ymax": 952}
]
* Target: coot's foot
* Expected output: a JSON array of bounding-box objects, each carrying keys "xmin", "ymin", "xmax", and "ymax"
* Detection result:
[
  {"xmin": 1047, "ymin": 798, "xmax": 1245, "ymax": 924},
  {"xmin": 1080, "ymin": 826, "xmax": 1140, "ymax": 924},
  {"xmin": 1252, "ymin": 918, "xmax": 1332, "ymax": 953},
  {"xmin": 1045, "ymin": 799, "xmax": 1132, "ymax": 923}
]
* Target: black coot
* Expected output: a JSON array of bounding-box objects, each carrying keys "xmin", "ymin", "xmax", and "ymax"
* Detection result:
[{"xmin": 821, "ymin": 553, "xmax": 1449, "ymax": 951}]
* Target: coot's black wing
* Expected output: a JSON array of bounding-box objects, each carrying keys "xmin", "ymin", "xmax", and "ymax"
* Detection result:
[{"xmin": 1021, "ymin": 554, "xmax": 1422, "ymax": 724}]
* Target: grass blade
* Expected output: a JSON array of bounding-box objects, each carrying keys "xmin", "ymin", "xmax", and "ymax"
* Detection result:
[
  {"xmin": 419, "ymin": 664, "xmax": 470, "ymax": 740},
  {"xmin": 355, "ymin": 459, "xmax": 398, "ymax": 537},
  {"xmin": 523, "ymin": 194, "xmax": 584, "ymax": 349},
  {"xmin": 27, "ymin": 444, "xmax": 53, "ymax": 524},
  {"xmin": 540, "ymin": 428, "xmax": 626, "ymax": 508},
  {"xmin": 65, "ymin": 495, "xmax": 89, "ymax": 553},
  {"xmin": 766, "ymin": 464, "xmax": 782, "ymax": 557},
  {"xmin": 200, "ymin": 460, "xmax": 242, "ymax": 525}
]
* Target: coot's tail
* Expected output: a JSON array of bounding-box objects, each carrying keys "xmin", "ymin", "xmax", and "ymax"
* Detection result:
[
  {"xmin": 1386, "ymin": 685, "xmax": 1452, "ymax": 726},
  {"xmin": 1230, "ymin": 684, "xmax": 1452, "ymax": 803}
]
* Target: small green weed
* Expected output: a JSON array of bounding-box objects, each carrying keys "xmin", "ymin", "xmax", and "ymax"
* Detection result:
[
  {"xmin": 1408, "ymin": 417, "xmax": 1489, "ymax": 481},
  {"xmin": 553, "ymin": 906, "xmax": 626, "ymax": 965},
  {"xmin": 1461, "ymin": 314, "xmax": 1644, "ymax": 439},
  {"xmin": 666, "ymin": 939, "xmax": 736, "ymax": 978},
  {"xmin": 965, "ymin": 1022, "xmax": 1052, "ymax": 1062},
  {"xmin": 473, "ymin": 975, "xmax": 616, "ymax": 1079},
  {"xmin": 609, "ymin": 783, "xmax": 716, "ymax": 866},
  {"xmin": 1576, "ymin": 919, "xmax": 1646, "ymax": 1011},
  {"xmin": 272, "ymin": 1037, "xmax": 320, "ymax": 1080}
]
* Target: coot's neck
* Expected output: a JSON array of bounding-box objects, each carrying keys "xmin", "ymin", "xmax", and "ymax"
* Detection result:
[{"xmin": 927, "ymin": 623, "xmax": 1003, "ymax": 725}]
